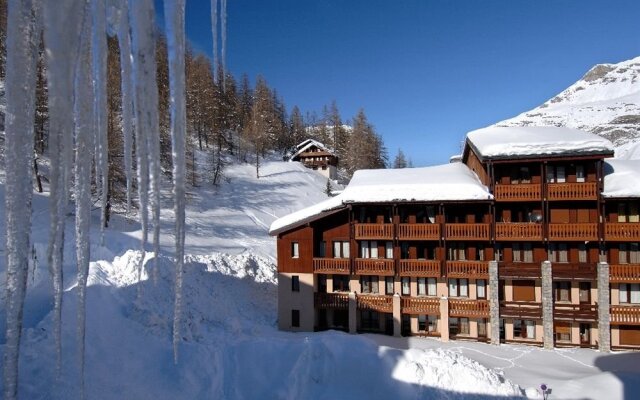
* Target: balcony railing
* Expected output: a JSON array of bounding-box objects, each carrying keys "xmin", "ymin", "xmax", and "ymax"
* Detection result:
[
  {"xmin": 445, "ymin": 223, "xmax": 490, "ymax": 240},
  {"xmin": 314, "ymin": 292, "xmax": 349, "ymax": 309},
  {"xmin": 399, "ymin": 259, "xmax": 441, "ymax": 277},
  {"xmin": 357, "ymin": 294, "xmax": 393, "ymax": 313},
  {"xmin": 354, "ymin": 223, "xmax": 394, "ymax": 240},
  {"xmin": 611, "ymin": 306, "xmax": 640, "ymax": 325},
  {"xmin": 401, "ymin": 297, "xmax": 440, "ymax": 315},
  {"xmin": 552, "ymin": 263, "xmax": 597, "ymax": 280},
  {"xmin": 494, "ymin": 183, "xmax": 541, "ymax": 202},
  {"xmin": 354, "ymin": 258, "xmax": 395, "ymax": 276},
  {"xmin": 499, "ymin": 301, "xmax": 542, "ymax": 319},
  {"xmin": 553, "ymin": 303, "xmax": 597, "ymax": 321},
  {"xmin": 610, "ymin": 264, "xmax": 640, "ymax": 283},
  {"xmin": 498, "ymin": 263, "xmax": 541, "ymax": 279},
  {"xmin": 548, "ymin": 223, "xmax": 598, "ymax": 241},
  {"xmin": 605, "ymin": 223, "xmax": 640, "ymax": 241},
  {"xmin": 547, "ymin": 182, "xmax": 598, "ymax": 201},
  {"xmin": 398, "ymin": 223, "xmax": 440, "ymax": 240},
  {"xmin": 449, "ymin": 299, "xmax": 489, "ymax": 317},
  {"xmin": 495, "ymin": 223, "xmax": 543, "ymax": 241},
  {"xmin": 312, "ymin": 258, "xmax": 350, "ymax": 274},
  {"xmin": 445, "ymin": 260, "xmax": 489, "ymax": 278}
]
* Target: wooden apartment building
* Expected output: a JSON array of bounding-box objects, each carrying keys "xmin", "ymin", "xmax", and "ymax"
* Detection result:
[{"xmin": 269, "ymin": 126, "xmax": 640, "ymax": 350}]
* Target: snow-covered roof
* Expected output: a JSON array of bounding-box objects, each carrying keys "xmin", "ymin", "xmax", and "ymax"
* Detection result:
[
  {"xmin": 466, "ymin": 126, "xmax": 614, "ymax": 160},
  {"xmin": 603, "ymin": 159, "xmax": 640, "ymax": 198},
  {"xmin": 290, "ymin": 139, "xmax": 335, "ymax": 160},
  {"xmin": 269, "ymin": 163, "xmax": 492, "ymax": 235}
]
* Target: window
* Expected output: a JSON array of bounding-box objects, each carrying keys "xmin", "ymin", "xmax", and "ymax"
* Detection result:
[
  {"xmin": 549, "ymin": 243, "xmax": 568, "ymax": 263},
  {"xmin": 579, "ymin": 282, "xmax": 591, "ymax": 304},
  {"xmin": 513, "ymin": 243, "xmax": 521, "ymax": 263},
  {"xmin": 449, "ymin": 317, "xmax": 469, "ymax": 336},
  {"xmin": 547, "ymin": 165, "xmax": 566, "ymax": 183},
  {"xmin": 385, "ymin": 276, "xmax": 394, "ymax": 295},
  {"xmin": 513, "ymin": 280, "xmax": 536, "ymax": 302},
  {"xmin": 576, "ymin": 165, "xmax": 585, "ymax": 182},
  {"xmin": 478, "ymin": 318, "xmax": 487, "ymax": 337},
  {"xmin": 360, "ymin": 310, "xmax": 379, "ymax": 330},
  {"xmin": 418, "ymin": 315, "xmax": 427, "ymax": 331},
  {"xmin": 385, "ymin": 242, "xmax": 393, "ymax": 259},
  {"xmin": 291, "ymin": 310, "xmax": 300, "ymax": 328},
  {"xmin": 477, "ymin": 279, "xmax": 487, "ymax": 299},
  {"xmin": 427, "ymin": 278, "xmax": 437, "ymax": 296},
  {"xmin": 578, "ymin": 243, "xmax": 587, "ymax": 263},
  {"xmin": 554, "ymin": 281, "xmax": 571, "ymax": 302},
  {"xmin": 448, "ymin": 243, "xmax": 466, "ymax": 261},
  {"xmin": 333, "ymin": 241, "xmax": 350, "ymax": 258},
  {"xmin": 617, "ymin": 202, "xmax": 639, "ymax": 223},
  {"xmin": 292, "ymin": 276, "xmax": 300, "ymax": 292},
  {"xmin": 495, "ymin": 244, "xmax": 503, "ymax": 262},
  {"xmin": 620, "ymin": 283, "xmax": 640, "ymax": 304},
  {"xmin": 318, "ymin": 241, "xmax": 326, "ymax": 257},
  {"xmin": 291, "ymin": 242, "xmax": 299, "ymax": 258},
  {"xmin": 511, "ymin": 166, "xmax": 531, "ymax": 184},
  {"xmin": 449, "ymin": 278, "xmax": 468, "ymax": 297},
  {"xmin": 360, "ymin": 240, "xmax": 378, "ymax": 258},
  {"xmin": 400, "ymin": 242, "xmax": 410, "ymax": 259},
  {"xmin": 318, "ymin": 275, "xmax": 327, "ymax": 293},
  {"xmin": 555, "ymin": 322, "xmax": 571, "ymax": 342},
  {"xmin": 333, "ymin": 275, "xmax": 349, "ymax": 292},
  {"xmin": 401, "ymin": 277, "xmax": 410, "ymax": 296},
  {"xmin": 361, "ymin": 275, "xmax": 379, "ymax": 294},
  {"xmin": 417, "ymin": 277, "xmax": 437, "ymax": 296},
  {"xmin": 514, "ymin": 319, "xmax": 536, "ymax": 339}
]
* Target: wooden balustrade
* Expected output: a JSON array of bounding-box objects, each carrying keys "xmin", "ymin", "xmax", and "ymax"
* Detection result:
[
  {"xmin": 494, "ymin": 184, "xmax": 541, "ymax": 202},
  {"xmin": 356, "ymin": 295, "xmax": 393, "ymax": 313},
  {"xmin": 499, "ymin": 301, "xmax": 542, "ymax": 319},
  {"xmin": 312, "ymin": 258, "xmax": 350, "ymax": 274},
  {"xmin": 355, "ymin": 258, "xmax": 395, "ymax": 275},
  {"xmin": 548, "ymin": 223, "xmax": 598, "ymax": 241},
  {"xmin": 553, "ymin": 303, "xmax": 597, "ymax": 321},
  {"xmin": 605, "ymin": 223, "xmax": 640, "ymax": 241},
  {"xmin": 354, "ymin": 223, "xmax": 394, "ymax": 239},
  {"xmin": 399, "ymin": 259, "xmax": 441, "ymax": 277},
  {"xmin": 495, "ymin": 223, "xmax": 543, "ymax": 241},
  {"xmin": 445, "ymin": 260, "xmax": 488, "ymax": 278},
  {"xmin": 314, "ymin": 292, "xmax": 349, "ymax": 309},
  {"xmin": 401, "ymin": 297, "xmax": 440, "ymax": 315},
  {"xmin": 611, "ymin": 306, "xmax": 640, "ymax": 325},
  {"xmin": 445, "ymin": 223, "xmax": 490, "ymax": 240},
  {"xmin": 552, "ymin": 263, "xmax": 597, "ymax": 280},
  {"xmin": 449, "ymin": 299, "xmax": 489, "ymax": 317},
  {"xmin": 610, "ymin": 264, "xmax": 640, "ymax": 283},
  {"xmin": 547, "ymin": 182, "xmax": 598, "ymax": 200},
  {"xmin": 499, "ymin": 263, "xmax": 541, "ymax": 279},
  {"xmin": 398, "ymin": 223, "xmax": 440, "ymax": 240}
]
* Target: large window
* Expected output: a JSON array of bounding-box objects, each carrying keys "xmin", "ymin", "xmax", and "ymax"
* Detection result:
[
  {"xmin": 617, "ymin": 202, "xmax": 640, "ymax": 223},
  {"xmin": 361, "ymin": 310, "xmax": 379, "ymax": 331},
  {"xmin": 360, "ymin": 275, "xmax": 379, "ymax": 294},
  {"xmin": 513, "ymin": 319, "xmax": 536, "ymax": 339},
  {"xmin": 385, "ymin": 276, "xmax": 394, "ymax": 295},
  {"xmin": 448, "ymin": 278, "xmax": 468, "ymax": 297},
  {"xmin": 291, "ymin": 242, "xmax": 299, "ymax": 258},
  {"xmin": 554, "ymin": 281, "xmax": 571, "ymax": 302},
  {"xmin": 579, "ymin": 282, "xmax": 591, "ymax": 304},
  {"xmin": 417, "ymin": 277, "xmax": 437, "ymax": 296},
  {"xmin": 547, "ymin": 165, "xmax": 566, "ymax": 183},
  {"xmin": 549, "ymin": 243, "xmax": 568, "ymax": 263},
  {"xmin": 360, "ymin": 240, "xmax": 378, "ymax": 258},
  {"xmin": 576, "ymin": 164, "xmax": 585, "ymax": 183},
  {"xmin": 385, "ymin": 242, "xmax": 393, "ymax": 259},
  {"xmin": 418, "ymin": 315, "xmax": 438, "ymax": 333},
  {"xmin": 620, "ymin": 283, "xmax": 640, "ymax": 304},
  {"xmin": 447, "ymin": 243, "xmax": 466, "ymax": 261},
  {"xmin": 401, "ymin": 277, "xmax": 410, "ymax": 296},
  {"xmin": 449, "ymin": 317, "xmax": 470, "ymax": 336},
  {"xmin": 513, "ymin": 243, "xmax": 533, "ymax": 263},
  {"xmin": 619, "ymin": 243, "xmax": 640, "ymax": 264},
  {"xmin": 477, "ymin": 279, "xmax": 487, "ymax": 299},
  {"xmin": 333, "ymin": 241, "xmax": 350, "ymax": 258},
  {"xmin": 333, "ymin": 275, "xmax": 349, "ymax": 292}
]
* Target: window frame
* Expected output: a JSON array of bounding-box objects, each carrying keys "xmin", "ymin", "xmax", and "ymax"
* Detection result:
[
  {"xmin": 291, "ymin": 275, "xmax": 300, "ymax": 292},
  {"xmin": 291, "ymin": 242, "xmax": 299, "ymax": 259}
]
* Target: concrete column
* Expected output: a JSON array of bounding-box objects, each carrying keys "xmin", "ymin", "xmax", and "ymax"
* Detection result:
[
  {"xmin": 440, "ymin": 296, "xmax": 449, "ymax": 342},
  {"xmin": 597, "ymin": 262, "xmax": 611, "ymax": 352},
  {"xmin": 489, "ymin": 261, "xmax": 500, "ymax": 345},
  {"xmin": 393, "ymin": 293, "xmax": 401, "ymax": 337},
  {"xmin": 348, "ymin": 292, "xmax": 357, "ymax": 334},
  {"xmin": 541, "ymin": 261, "xmax": 554, "ymax": 350}
]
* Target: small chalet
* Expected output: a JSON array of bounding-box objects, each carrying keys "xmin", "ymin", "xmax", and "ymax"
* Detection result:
[{"xmin": 290, "ymin": 139, "xmax": 338, "ymax": 179}]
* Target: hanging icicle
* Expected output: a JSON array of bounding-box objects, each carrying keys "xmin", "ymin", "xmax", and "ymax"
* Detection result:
[{"xmin": 2, "ymin": 1, "xmax": 40, "ymax": 398}]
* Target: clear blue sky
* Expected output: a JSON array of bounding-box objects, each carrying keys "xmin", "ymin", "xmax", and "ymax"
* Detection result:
[{"xmin": 157, "ymin": 0, "xmax": 640, "ymax": 166}]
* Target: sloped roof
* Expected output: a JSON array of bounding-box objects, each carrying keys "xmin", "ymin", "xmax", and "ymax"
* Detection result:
[
  {"xmin": 290, "ymin": 139, "xmax": 335, "ymax": 161},
  {"xmin": 603, "ymin": 159, "xmax": 640, "ymax": 198}
]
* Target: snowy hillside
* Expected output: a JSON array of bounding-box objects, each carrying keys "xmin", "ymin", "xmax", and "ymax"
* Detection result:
[{"xmin": 496, "ymin": 56, "xmax": 640, "ymax": 159}]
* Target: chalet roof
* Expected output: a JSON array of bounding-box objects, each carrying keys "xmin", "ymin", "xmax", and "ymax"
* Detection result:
[
  {"xmin": 603, "ymin": 159, "xmax": 640, "ymax": 198},
  {"xmin": 269, "ymin": 163, "xmax": 492, "ymax": 235},
  {"xmin": 290, "ymin": 139, "xmax": 336, "ymax": 161},
  {"xmin": 466, "ymin": 126, "xmax": 614, "ymax": 160}
]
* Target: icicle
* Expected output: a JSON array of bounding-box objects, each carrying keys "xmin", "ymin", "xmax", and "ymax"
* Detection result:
[
  {"xmin": 164, "ymin": 0, "xmax": 187, "ymax": 364},
  {"xmin": 74, "ymin": 2, "xmax": 95, "ymax": 396},
  {"xmin": 2, "ymin": 1, "xmax": 40, "ymax": 398},
  {"xmin": 129, "ymin": 0, "xmax": 160, "ymax": 285},
  {"xmin": 42, "ymin": 0, "xmax": 85, "ymax": 379},
  {"xmin": 211, "ymin": 0, "xmax": 218, "ymax": 80},
  {"xmin": 221, "ymin": 0, "xmax": 227, "ymax": 90}
]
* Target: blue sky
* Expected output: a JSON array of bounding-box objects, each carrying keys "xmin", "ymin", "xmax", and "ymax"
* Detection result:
[{"xmin": 158, "ymin": 0, "xmax": 640, "ymax": 166}]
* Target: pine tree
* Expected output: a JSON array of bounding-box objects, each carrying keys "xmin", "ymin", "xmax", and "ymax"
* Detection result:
[
  {"xmin": 324, "ymin": 178, "xmax": 332, "ymax": 197},
  {"xmin": 288, "ymin": 105, "xmax": 305, "ymax": 153},
  {"xmin": 393, "ymin": 149, "xmax": 408, "ymax": 168}
]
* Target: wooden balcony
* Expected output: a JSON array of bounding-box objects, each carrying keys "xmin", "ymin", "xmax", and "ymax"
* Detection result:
[
  {"xmin": 398, "ymin": 223, "xmax": 440, "ymax": 240},
  {"xmin": 445, "ymin": 260, "xmax": 489, "ymax": 278},
  {"xmin": 354, "ymin": 258, "xmax": 395, "ymax": 276},
  {"xmin": 611, "ymin": 306, "xmax": 640, "ymax": 325},
  {"xmin": 445, "ymin": 223, "xmax": 490, "ymax": 240},
  {"xmin": 495, "ymin": 223, "xmax": 543, "ymax": 241},
  {"xmin": 547, "ymin": 182, "xmax": 597, "ymax": 201},
  {"xmin": 610, "ymin": 264, "xmax": 640, "ymax": 283},
  {"xmin": 312, "ymin": 258, "xmax": 350, "ymax": 274},
  {"xmin": 499, "ymin": 301, "xmax": 542, "ymax": 319},
  {"xmin": 548, "ymin": 223, "xmax": 598, "ymax": 241},
  {"xmin": 552, "ymin": 263, "xmax": 597, "ymax": 280},
  {"xmin": 354, "ymin": 223, "xmax": 394, "ymax": 240},
  {"xmin": 449, "ymin": 299, "xmax": 489, "ymax": 318},
  {"xmin": 553, "ymin": 303, "xmax": 597, "ymax": 322},
  {"xmin": 499, "ymin": 263, "xmax": 541, "ymax": 279},
  {"xmin": 399, "ymin": 259, "xmax": 441, "ymax": 277},
  {"xmin": 605, "ymin": 223, "xmax": 640, "ymax": 241},
  {"xmin": 494, "ymin": 183, "xmax": 541, "ymax": 202},
  {"xmin": 356, "ymin": 294, "xmax": 393, "ymax": 313},
  {"xmin": 314, "ymin": 292, "xmax": 349, "ymax": 309},
  {"xmin": 401, "ymin": 297, "xmax": 440, "ymax": 315}
]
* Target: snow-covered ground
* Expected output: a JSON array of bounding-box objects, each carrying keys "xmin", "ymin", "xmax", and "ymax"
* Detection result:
[{"xmin": 1, "ymin": 158, "xmax": 639, "ymax": 399}]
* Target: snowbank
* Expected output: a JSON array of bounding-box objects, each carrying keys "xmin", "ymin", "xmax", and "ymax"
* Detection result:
[{"xmin": 604, "ymin": 159, "xmax": 640, "ymax": 198}]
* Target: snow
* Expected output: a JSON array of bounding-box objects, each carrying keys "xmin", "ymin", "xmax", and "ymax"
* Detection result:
[
  {"xmin": 467, "ymin": 126, "xmax": 614, "ymax": 159},
  {"xmin": 603, "ymin": 159, "xmax": 640, "ymax": 198},
  {"xmin": 289, "ymin": 138, "xmax": 335, "ymax": 160}
]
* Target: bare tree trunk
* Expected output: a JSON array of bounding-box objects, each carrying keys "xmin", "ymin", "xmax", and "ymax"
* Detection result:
[
  {"xmin": 33, "ymin": 157, "xmax": 43, "ymax": 193},
  {"xmin": 255, "ymin": 146, "xmax": 260, "ymax": 179}
]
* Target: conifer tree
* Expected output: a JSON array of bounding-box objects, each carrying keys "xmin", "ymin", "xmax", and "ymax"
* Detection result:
[{"xmin": 393, "ymin": 149, "xmax": 408, "ymax": 168}]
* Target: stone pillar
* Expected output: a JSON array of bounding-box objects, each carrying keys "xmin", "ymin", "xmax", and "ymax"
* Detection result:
[
  {"xmin": 348, "ymin": 291, "xmax": 357, "ymax": 334},
  {"xmin": 597, "ymin": 262, "xmax": 611, "ymax": 352},
  {"xmin": 489, "ymin": 261, "xmax": 500, "ymax": 345},
  {"xmin": 440, "ymin": 296, "xmax": 449, "ymax": 342},
  {"xmin": 541, "ymin": 261, "xmax": 554, "ymax": 350},
  {"xmin": 393, "ymin": 293, "xmax": 401, "ymax": 337}
]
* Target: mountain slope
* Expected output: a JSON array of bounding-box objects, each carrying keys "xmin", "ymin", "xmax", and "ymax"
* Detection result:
[{"xmin": 495, "ymin": 56, "xmax": 640, "ymax": 158}]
